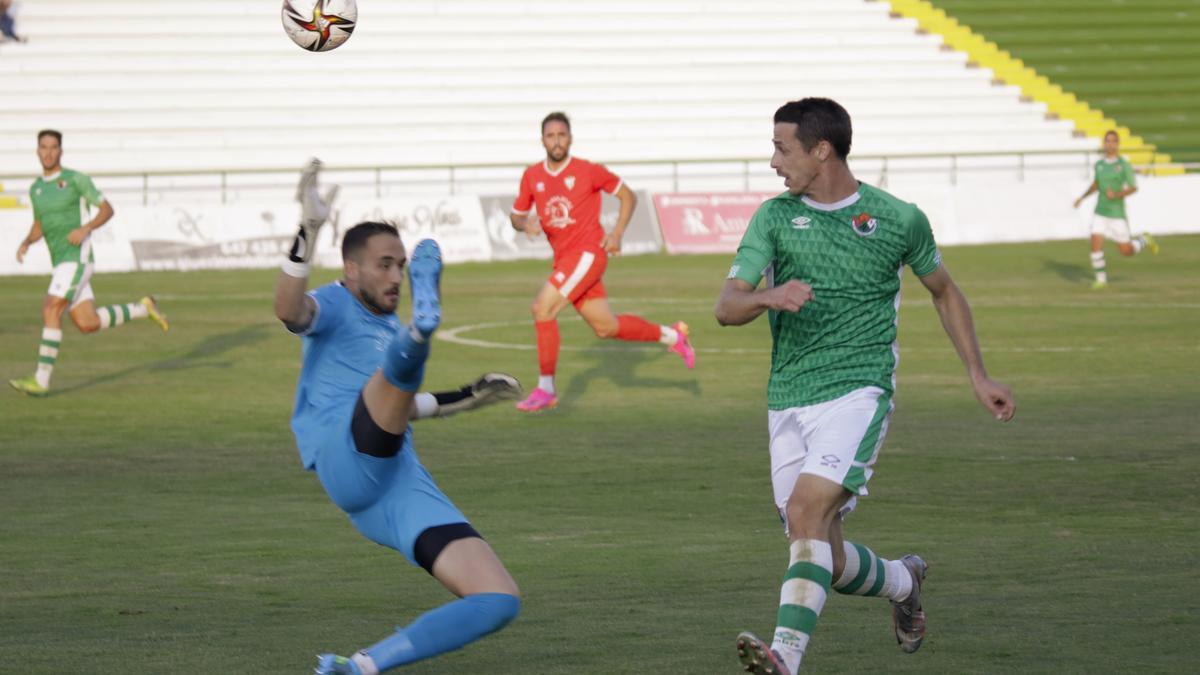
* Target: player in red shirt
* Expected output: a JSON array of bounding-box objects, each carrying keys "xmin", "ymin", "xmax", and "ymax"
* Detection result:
[{"xmin": 509, "ymin": 112, "xmax": 695, "ymax": 412}]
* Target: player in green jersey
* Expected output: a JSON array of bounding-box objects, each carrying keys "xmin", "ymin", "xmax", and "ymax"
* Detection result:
[
  {"xmin": 9, "ymin": 130, "xmax": 168, "ymax": 397},
  {"xmin": 1073, "ymin": 130, "xmax": 1159, "ymax": 290},
  {"xmin": 714, "ymin": 98, "xmax": 1016, "ymax": 675}
]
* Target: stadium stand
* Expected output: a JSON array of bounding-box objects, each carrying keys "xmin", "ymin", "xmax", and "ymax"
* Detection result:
[
  {"xmin": 922, "ymin": 0, "xmax": 1199, "ymax": 165},
  {"xmin": 0, "ymin": 0, "xmax": 1098, "ymax": 183}
]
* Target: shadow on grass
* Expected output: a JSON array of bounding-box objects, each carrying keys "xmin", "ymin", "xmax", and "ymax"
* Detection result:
[
  {"xmin": 1042, "ymin": 258, "xmax": 1093, "ymax": 284},
  {"xmin": 557, "ymin": 343, "xmax": 701, "ymax": 412},
  {"xmin": 51, "ymin": 323, "xmax": 272, "ymax": 396}
]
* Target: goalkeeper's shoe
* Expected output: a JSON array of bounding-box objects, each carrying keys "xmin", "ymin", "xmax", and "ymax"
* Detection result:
[
  {"xmin": 314, "ymin": 654, "xmax": 362, "ymax": 675},
  {"xmin": 9, "ymin": 375, "xmax": 48, "ymax": 397},
  {"xmin": 1142, "ymin": 233, "xmax": 1160, "ymax": 255},
  {"xmin": 437, "ymin": 373, "xmax": 522, "ymax": 417},
  {"xmin": 735, "ymin": 632, "xmax": 791, "ymax": 675},
  {"xmin": 140, "ymin": 296, "xmax": 169, "ymax": 332},
  {"xmin": 408, "ymin": 239, "xmax": 442, "ymax": 338}
]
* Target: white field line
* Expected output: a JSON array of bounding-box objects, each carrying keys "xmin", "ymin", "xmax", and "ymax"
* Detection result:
[{"xmin": 437, "ymin": 319, "xmax": 1192, "ymax": 355}]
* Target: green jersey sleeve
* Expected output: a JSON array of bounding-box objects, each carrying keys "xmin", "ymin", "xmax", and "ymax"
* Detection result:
[
  {"xmin": 29, "ymin": 183, "xmax": 40, "ymax": 221},
  {"xmin": 71, "ymin": 171, "xmax": 105, "ymax": 208},
  {"xmin": 1123, "ymin": 159, "xmax": 1138, "ymax": 189},
  {"xmin": 902, "ymin": 205, "xmax": 941, "ymax": 277},
  {"xmin": 728, "ymin": 204, "xmax": 776, "ymax": 287}
]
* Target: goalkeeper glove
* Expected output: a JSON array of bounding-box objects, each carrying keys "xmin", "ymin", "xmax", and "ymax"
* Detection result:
[{"xmin": 283, "ymin": 158, "xmax": 339, "ymax": 276}]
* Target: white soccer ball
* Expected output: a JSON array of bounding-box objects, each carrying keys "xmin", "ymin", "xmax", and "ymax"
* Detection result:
[{"xmin": 281, "ymin": 0, "xmax": 357, "ymax": 52}]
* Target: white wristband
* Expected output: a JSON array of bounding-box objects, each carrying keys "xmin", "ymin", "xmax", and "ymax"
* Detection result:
[
  {"xmin": 413, "ymin": 392, "xmax": 439, "ymax": 420},
  {"xmin": 281, "ymin": 259, "xmax": 311, "ymax": 278}
]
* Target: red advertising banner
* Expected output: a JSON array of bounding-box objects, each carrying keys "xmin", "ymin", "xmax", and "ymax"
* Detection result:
[{"xmin": 652, "ymin": 192, "xmax": 774, "ymax": 254}]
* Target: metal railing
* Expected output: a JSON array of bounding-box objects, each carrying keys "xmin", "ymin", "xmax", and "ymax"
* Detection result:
[{"xmin": 2, "ymin": 149, "xmax": 1194, "ymax": 206}]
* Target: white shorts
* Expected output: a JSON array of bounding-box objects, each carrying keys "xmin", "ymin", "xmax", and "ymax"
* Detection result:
[
  {"xmin": 768, "ymin": 386, "xmax": 894, "ymax": 522},
  {"xmin": 1090, "ymin": 214, "xmax": 1132, "ymax": 244},
  {"xmin": 47, "ymin": 262, "xmax": 95, "ymax": 309}
]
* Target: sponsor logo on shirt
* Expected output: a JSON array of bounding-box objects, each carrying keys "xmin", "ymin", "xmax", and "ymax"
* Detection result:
[
  {"xmin": 851, "ymin": 212, "xmax": 878, "ymax": 237},
  {"xmin": 564, "ymin": 176, "xmax": 576, "ymax": 190}
]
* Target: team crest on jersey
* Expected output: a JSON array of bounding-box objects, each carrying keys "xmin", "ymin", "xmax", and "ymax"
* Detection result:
[
  {"xmin": 851, "ymin": 212, "xmax": 878, "ymax": 237},
  {"xmin": 536, "ymin": 181, "xmax": 545, "ymax": 192},
  {"xmin": 545, "ymin": 196, "xmax": 576, "ymax": 229},
  {"xmin": 564, "ymin": 176, "xmax": 576, "ymax": 190},
  {"xmin": 57, "ymin": 180, "xmax": 67, "ymax": 189}
]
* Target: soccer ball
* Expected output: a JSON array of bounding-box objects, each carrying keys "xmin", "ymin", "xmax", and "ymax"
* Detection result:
[{"xmin": 281, "ymin": 0, "xmax": 357, "ymax": 52}]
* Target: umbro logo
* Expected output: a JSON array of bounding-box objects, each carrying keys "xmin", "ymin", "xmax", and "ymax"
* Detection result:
[{"xmin": 791, "ymin": 217, "xmax": 811, "ymax": 229}]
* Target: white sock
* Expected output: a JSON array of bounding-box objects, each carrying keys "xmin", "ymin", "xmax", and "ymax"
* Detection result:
[
  {"xmin": 413, "ymin": 392, "xmax": 439, "ymax": 419},
  {"xmin": 832, "ymin": 541, "xmax": 913, "ymax": 601},
  {"xmin": 538, "ymin": 375, "xmax": 555, "ymax": 394},
  {"xmin": 771, "ymin": 539, "xmax": 833, "ymax": 674},
  {"xmin": 1131, "ymin": 237, "xmax": 1145, "ymax": 254},
  {"xmin": 350, "ymin": 652, "xmax": 379, "ymax": 675},
  {"xmin": 1090, "ymin": 251, "xmax": 1107, "ymax": 283},
  {"xmin": 97, "ymin": 301, "xmax": 149, "ymax": 330},
  {"xmin": 35, "ymin": 327, "xmax": 63, "ymax": 388},
  {"xmin": 658, "ymin": 325, "xmax": 678, "ymax": 345}
]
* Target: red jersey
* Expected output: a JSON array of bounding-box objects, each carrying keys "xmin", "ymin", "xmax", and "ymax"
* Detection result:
[{"xmin": 511, "ymin": 157, "xmax": 622, "ymax": 257}]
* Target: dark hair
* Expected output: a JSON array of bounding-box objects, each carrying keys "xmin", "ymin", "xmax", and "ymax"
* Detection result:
[
  {"xmin": 773, "ymin": 98, "xmax": 852, "ymax": 160},
  {"xmin": 341, "ymin": 221, "xmax": 399, "ymax": 261},
  {"xmin": 541, "ymin": 111, "xmax": 571, "ymax": 133},
  {"xmin": 1104, "ymin": 130, "xmax": 1119, "ymax": 141},
  {"xmin": 38, "ymin": 129, "xmax": 63, "ymax": 145}
]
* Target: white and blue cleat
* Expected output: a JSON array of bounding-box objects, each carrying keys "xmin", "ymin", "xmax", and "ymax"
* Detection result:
[
  {"xmin": 315, "ymin": 653, "xmax": 362, "ymax": 675},
  {"xmin": 408, "ymin": 238, "xmax": 442, "ymax": 338}
]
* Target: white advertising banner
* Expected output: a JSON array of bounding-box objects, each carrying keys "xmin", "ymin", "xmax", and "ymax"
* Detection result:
[{"xmin": 0, "ymin": 195, "xmax": 491, "ymax": 276}]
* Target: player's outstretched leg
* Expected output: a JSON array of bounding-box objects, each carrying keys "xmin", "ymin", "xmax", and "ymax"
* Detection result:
[
  {"xmin": 319, "ymin": 535, "xmax": 520, "ymax": 674},
  {"xmin": 890, "ymin": 554, "xmax": 928, "ymax": 653},
  {"xmin": 736, "ymin": 631, "xmax": 791, "ymax": 675},
  {"xmin": 611, "ymin": 315, "xmax": 696, "ymax": 369},
  {"xmin": 830, "ymin": 541, "xmax": 927, "ymax": 653},
  {"xmin": 318, "ymin": 593, "xmax": 519, "ymax": 674},
  {"xmin": 407, "ymin": 239, "xmax": 442, "ymax": 339},
  {"xmin": 382, "ymin": 239, "xmax": 442, "ymax": 394}
]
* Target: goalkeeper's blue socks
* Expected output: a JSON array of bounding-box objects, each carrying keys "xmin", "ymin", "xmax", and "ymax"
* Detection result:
[{"xmin": 349, "ymin": 594, "xmax": 520, "ymax": 673}]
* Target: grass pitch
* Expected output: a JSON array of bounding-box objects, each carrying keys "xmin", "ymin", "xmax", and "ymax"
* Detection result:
[{"xmin": 2, "ymin": 236, "xmax": 1198, "ymax": 673}]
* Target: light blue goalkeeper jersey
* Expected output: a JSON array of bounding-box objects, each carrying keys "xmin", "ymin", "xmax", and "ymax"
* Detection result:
[{"xmin": 289, "ymin": 281, "xmax": 411, "ymax": 470}]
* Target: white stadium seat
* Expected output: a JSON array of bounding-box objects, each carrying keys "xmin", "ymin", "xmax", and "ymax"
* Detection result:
[{"xmin": 0, "ymin": 0, "xmax": 1093, "ymax": 183}]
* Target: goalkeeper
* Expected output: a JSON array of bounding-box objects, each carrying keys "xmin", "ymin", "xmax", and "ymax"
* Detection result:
[{"xmin": 274, "ymin": 160, "xmax": 523, "ymax": 675}]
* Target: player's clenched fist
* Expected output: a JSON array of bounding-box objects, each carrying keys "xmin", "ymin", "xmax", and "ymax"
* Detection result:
[{"xmin": 765, "ymin": 279, "xmax": 813, "ymax": 313}]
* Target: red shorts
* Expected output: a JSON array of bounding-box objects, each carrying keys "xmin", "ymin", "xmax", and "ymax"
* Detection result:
[{"xmin": 550, "ymin": 248, "xmax": 607, "ymax": 308}]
